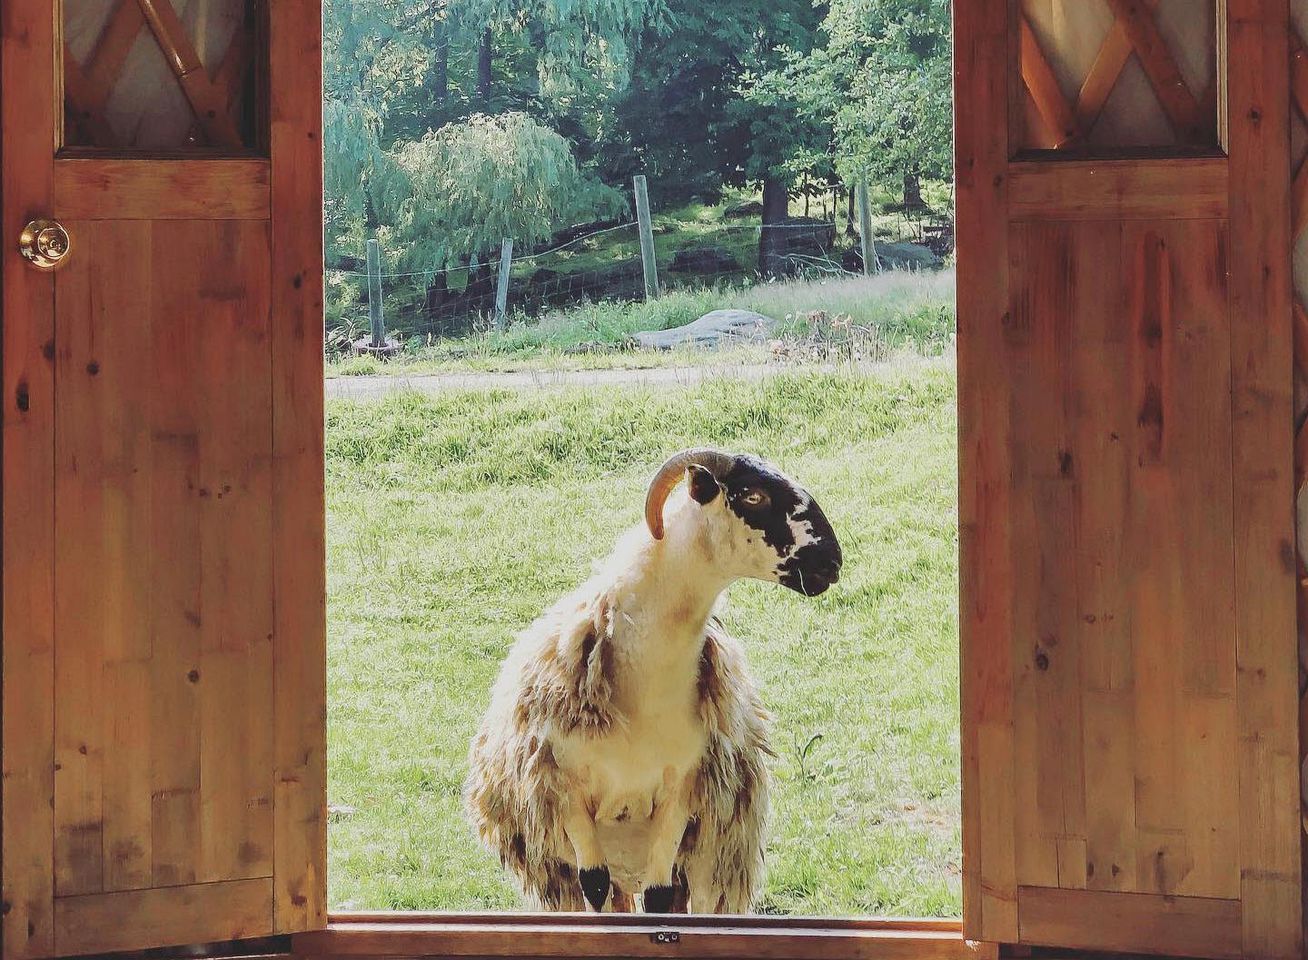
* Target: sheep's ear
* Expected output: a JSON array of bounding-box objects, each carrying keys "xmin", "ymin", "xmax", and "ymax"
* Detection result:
[{"xmin": 687, "ymin": 464, "xmax": 720, "ymax": 505}]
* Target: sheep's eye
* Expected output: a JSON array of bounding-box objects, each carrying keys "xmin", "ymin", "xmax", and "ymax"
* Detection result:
[{"xmin": 741, "ymin": 490, "xmax": 769, "ymax": 508}]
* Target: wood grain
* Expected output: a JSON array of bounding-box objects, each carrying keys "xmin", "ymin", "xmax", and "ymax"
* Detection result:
[
  {"xmin": 54, "ymin": 159, "xmax": 270, "ymax": 220},
  {"xmin": 1225, "ymin": 1, "xmax": 1302, "ymax": 956},
  {"xmin": 54, "ymin": 878, "xmax": 273, "ymax": 956},
  {"xmin": 136, "ymin": 0, "xmax": 242, "ymax": 148},
  {"xmin": 1017, "ymin": 886, "xmax": 1241, "ymax": 959},
  {"xmin": 1008, "ymin": 158, "xmax": 1228, "ymax": 221},
  {"xmin": 1101, "ymin": 0, "xmax": 1206, "ymax": 142},
  {"xmin": 294, "ymin": 921, "xmax": 979, "ymax": 960},
  {"xmin": 1, "ymin": 0, "xmax": 58, "ymax": 950},
  {"xmin": 954, "ymin": 0, "xmax": 1015, "ymax": 942},
  {"xmin": 1019, "ymin": 17, "xmax": 1079, "ymax": 149},
  {"xmin": 270, "ymin": 0, "xmax": 328, "ymax": 933}
]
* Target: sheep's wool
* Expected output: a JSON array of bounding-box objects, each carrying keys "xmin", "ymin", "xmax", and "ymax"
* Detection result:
[{"xmin": 464, "ymin": 566, "xmax": 772, "ymax": 912}]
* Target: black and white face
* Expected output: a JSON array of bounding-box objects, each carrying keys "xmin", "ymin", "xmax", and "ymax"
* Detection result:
[{"xmin": 687, "ymin": 454, "xmax": 843, "ymax": 596}]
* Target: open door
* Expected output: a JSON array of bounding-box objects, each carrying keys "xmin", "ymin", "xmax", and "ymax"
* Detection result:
[
  {"xmin": 957, "ymin": 1, "xmax": 1301, "ymax": 958},
  {"xmin": 1, "ymin": 0, "xmax": 325, "ymax": 955}
]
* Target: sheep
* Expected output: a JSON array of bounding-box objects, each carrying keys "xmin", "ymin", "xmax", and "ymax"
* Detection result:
[{"xmin": 464, "ymin": 448, "xmax": 843, "ymax": 914}]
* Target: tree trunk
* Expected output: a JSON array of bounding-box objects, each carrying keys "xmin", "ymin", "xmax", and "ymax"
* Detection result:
[
  {"xmin": 902, "ymin": 171, "xmax": 924, "ymax": 210},
  {"xmin": 847, "ymin": 186, "xmax": 856, "ymax": 232},
  {"xmin": 477, "ymin": 28, "xmax": 493, "ymax": 104},
  {"xmin": 757, "ymin": 174, "xmax": 790, "ymax": 279},
  {"xmin": 425, "ymin": 270, "xmax": 449, "ymax": 336}
]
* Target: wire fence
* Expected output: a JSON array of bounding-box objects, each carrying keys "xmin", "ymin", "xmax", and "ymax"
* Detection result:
[{"xmin": 326, "ymin": 179, "xmax": 953, "ymax": 356}]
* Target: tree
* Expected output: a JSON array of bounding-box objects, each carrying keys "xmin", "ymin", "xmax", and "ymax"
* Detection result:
[
  {"xmin": 376, "ymin": 112, "xmax": 626, "ymax": 303},
  {"xmin": 791, "ymin": 0, "xmax": 952, "ymax": 205}
]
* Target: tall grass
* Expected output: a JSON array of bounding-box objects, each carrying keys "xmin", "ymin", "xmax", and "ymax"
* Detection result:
[{"xmin": 330, "ymin": 269, "xmax": 956, "ymax": 376}]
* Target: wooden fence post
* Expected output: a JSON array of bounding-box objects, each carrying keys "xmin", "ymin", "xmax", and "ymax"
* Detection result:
[
  {"xmin": 495, "ymin": 238, "xmax": 513, "ymax": 330},
  {"xmin": 858, "ymin": 178, "xmax": 880, "ymax": 275},
  {"xmin": 366, "ymin": 237, "xmax": 386, "ymax": 346},
  {"xmin": 633, "ymin": 174, "xmax": 660, "ymax": 299}
]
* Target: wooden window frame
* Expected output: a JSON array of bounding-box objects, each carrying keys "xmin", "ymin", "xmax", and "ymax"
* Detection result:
[{"xmin": 292, "ymin": 913, "xmax": 985, "ymax": 960}]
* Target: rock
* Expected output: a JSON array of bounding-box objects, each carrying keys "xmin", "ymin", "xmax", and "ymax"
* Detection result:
[
  {"xmin": 634, "ymin": 309, "xmax": 775, "ymax": 349},
  {"xmin": 843, "ymin": 241, "xmax": 941, "ymax": 272},
  {"xmin": 774, "ymin": 216, "xmax": 837, "ymax": 255},
  {"xmin": 669, "ymin": 245, "xmax": 742, "ymax": 274},
  {"xmin": 876, "ymin": 241, "xmax": 942, "ymax": 270},
  {"xmin": 724, "ymin": 199, "xmax": 764, "ymax": 219}
]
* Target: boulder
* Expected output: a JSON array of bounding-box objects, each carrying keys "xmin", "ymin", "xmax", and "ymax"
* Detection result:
[
  {"xmin": 843, "ymin": 241, "xmax": 941, "ymax": 272},
  {"xmin": 724, "ymin": 199, "xmax": 764, "ymax": 219},
  {"xmin": 634, "ymin": 309, "xmax": 775, "ymax": 350},
  {"xmin": 668, "ymin": 245, "xmax": 742, "ymax": 274}
]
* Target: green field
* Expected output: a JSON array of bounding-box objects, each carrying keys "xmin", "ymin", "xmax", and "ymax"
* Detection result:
[
  {"xmin": 325, "ymin": 361, "xmax": 961, "ymax": 916},
  {"xmin": 329, "ymin": 269, "xmax": 956, "ymax": 376}
]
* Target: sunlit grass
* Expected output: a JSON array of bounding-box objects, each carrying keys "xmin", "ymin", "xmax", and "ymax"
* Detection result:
[{"xmin": 326, "ymin": 362, "xmax": 960, "ymax": 915}]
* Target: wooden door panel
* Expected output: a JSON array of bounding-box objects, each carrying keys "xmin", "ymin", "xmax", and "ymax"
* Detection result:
[
  {"xmin": 52, "ymin": 219, "xmax": 276, "ymax": 900},
  {"xmin": 957, "ymin": 0, "xmax": 1300, "ymax": 954},
  {"xmin": 1004, "ymin": 218, "xmax": 1240, "ymax": 903},
  {"xmin": 2, "ymin": 0, "xmax": 324, "ymax": 954}
]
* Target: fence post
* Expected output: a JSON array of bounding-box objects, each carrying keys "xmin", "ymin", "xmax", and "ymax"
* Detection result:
[
  {"xmin": 494, "ymin": 238, "xmax": 513, "ymax": 330},
  {"xmin": 858, "ymin": 177, "xmax": 880, "ymax": 275},
  {"xmin": 367, "ymin": 237, "xmax": 386, "ymax": 346},
  {"xmin": 633, "ymin": 174, "xmax": 660, "ymax": 299},
  {"xmin": 352, "ymin": 237, "xmax": 400, "ymax": 356}
]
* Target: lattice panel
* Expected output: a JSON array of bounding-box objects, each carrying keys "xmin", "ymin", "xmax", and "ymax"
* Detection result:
[
  {"xmin": 1018, "ymin": 0, "xmax": 1217, "ymax": 153},
  {"xmin": 63, "ymin": 0, "xmax": 260, "ymax": 151}
]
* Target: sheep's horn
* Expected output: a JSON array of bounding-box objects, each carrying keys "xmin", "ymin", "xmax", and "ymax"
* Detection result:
[{"xmin": 644, "ymin": 448, "xmax": 736, "ymax": 540}]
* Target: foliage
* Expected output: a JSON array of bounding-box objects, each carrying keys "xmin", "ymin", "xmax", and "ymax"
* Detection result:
[
  {"xmin": 325, "ymin": 364, "xmax": 961, "ymax": 914},
  {"xmin": 738, "ymin": 0, "xmax": 952, "ymax": 195},
  {"xmin": 377, "ymin": 112, "xmax": 626, "ymax": 271}
]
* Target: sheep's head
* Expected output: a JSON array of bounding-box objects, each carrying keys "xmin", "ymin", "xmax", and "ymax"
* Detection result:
[{"xmin": 644, "ymin": 448, "xmax": 843, "ymax": 596}]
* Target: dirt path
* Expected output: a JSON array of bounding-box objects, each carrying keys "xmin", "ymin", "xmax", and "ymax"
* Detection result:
[
  {"xmin": 325, "ymin": 363, "xmax": 786, "ymax": 399},
  {"xmin": 324, "ymin": 356, "xmax": 951, "ymax": 400}
]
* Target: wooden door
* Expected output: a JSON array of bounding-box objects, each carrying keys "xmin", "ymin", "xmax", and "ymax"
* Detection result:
[
  {"xmin": 1, "ymin": 0, "xmax": 326, "ymax": 956},
  {"xmin": 957, "ymin": 2, "xmax": 1301, "ymax": 958}
]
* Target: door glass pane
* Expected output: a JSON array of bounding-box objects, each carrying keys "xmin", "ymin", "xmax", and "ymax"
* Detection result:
[
  {"xmin": 1017, "ymin": 0, "xmax": 1218, "ymax": 155},
  {"xmin": 63, "ymin": 0, "xmax": 263, "ymax": 152}
]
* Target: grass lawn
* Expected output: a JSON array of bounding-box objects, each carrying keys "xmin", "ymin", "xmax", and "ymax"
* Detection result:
[
  {"xmin": 329, "ymin": 269, "xmax": 956, "ymax": 377},
  {"xmin": 325, "ymin": 360, "xmax": 961, "ymax": 916}
]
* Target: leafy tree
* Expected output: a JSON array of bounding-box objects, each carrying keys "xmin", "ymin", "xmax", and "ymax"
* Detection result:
[
  {"xmin": 377, "ymin": 112, "xmax": 625, "ymax": 273},
  {"xmin": 791, "ymin": 0, "xmax": 952, "ymax": 205}
]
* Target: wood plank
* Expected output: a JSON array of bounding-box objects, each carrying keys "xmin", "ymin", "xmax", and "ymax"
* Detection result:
[
  {"xmin": 1019, "ymin": 17, "xmax": 1079, "ymax": 149},
  {"xmin": 1, "ymin": 0, "xmax": 58, "ymax": 950},
  {"xmin": 1007, "ymin": 221, "xmax": 1085, "ymax": 891},
  {"xmin": 270, "ymin": 0, "xmax": 328, "ymax": 932},
  {"xmin": 53, "ymin": 877, "xmax": 273, "ymax": 956},
  {"xmin": 1008, "ymin": 158, "xmax": 1228, "ymax": 221},
  {"xmin": 1016, "ymin": 886, "xmax": 1241, "ymax": 959},
  {"xmin": 191, "ymin": 219, "xmax": 275, "ymax": 882},
  {"xmin": 954, "ymin": 0, "xmax": 1015, "ymax": 942},
  {"xmin": 54, "ymin": 221, "xmax": 156, "ymax": 895},
  {"xmin": 54, "ymin": 159, "xmax": 270, "ymax": 220},
  {"xmin": 1102, "ymin": 0, "xmax": 1206, "ymax": 142},
  {"xmin": 1225, "ymin": 0, "xmax": 1302, "ymax": 956},
  {"xmin": 148, "ymin": 221, "xmax": 204, "ymax": 889},
  {"xmin": 328, "ymin": 914, "xmax": 966, "ymax": 930},
  {"xmin": 294, "ymin": 922, "xmax": 980, "ymax": 960},
  {"xmin": 51, "ymin": 224, "xmax": 109, "ymax": 899},
  {"xmin": 63, "ymin": 47, "xmax": 117, "ymax": 147},
  {"xmin": 135, "ymin": 0, "xmax": 242, "ymax": 148},
  {"xmin": 1074, "ymin": 5, "xmax": 1152, "ymax": 136},
  {"xmin": 82, "ymin": 0, "xmax": 146, "ymax": 112}
]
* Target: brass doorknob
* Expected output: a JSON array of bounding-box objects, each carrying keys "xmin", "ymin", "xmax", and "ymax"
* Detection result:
[{"xmin": 19, "ymin": 219, "xmax": 71, "ymax": 270}]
